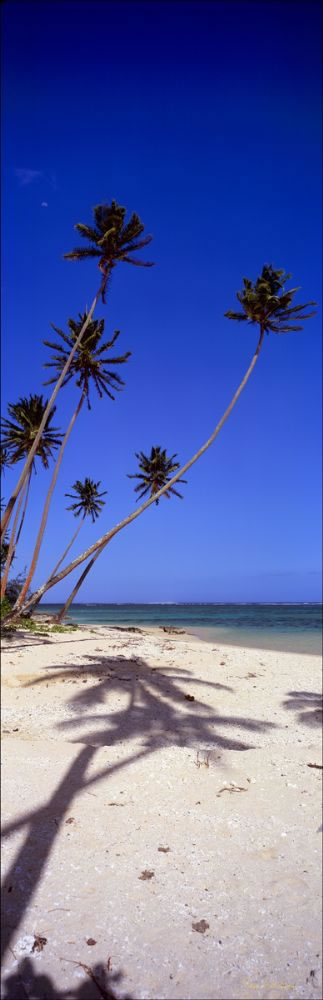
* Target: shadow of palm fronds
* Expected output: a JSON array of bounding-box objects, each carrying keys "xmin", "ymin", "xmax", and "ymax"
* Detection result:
[
  {"xmin": 282, "ymin": 689, "xmax": 323, "ymax": 727},
  {"xmin": 2, "ymin": 653, "xmax": 276, "ymax": 964},
  {"xmin": 1, "ymin": 956, "xmax": 132, "ymax": 999}
]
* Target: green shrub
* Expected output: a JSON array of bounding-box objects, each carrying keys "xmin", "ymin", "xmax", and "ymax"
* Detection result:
[{"xmin": 1, "ymin": 596, "xmax": 12, "ymax": 619}]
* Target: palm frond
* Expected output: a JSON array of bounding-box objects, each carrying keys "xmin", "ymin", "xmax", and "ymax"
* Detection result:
[{"xmin": 64, "ymin": 247, "xmax": 102, "ymax": 260}]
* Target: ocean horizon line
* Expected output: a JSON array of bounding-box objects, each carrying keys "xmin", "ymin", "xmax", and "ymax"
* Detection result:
[{"xmin": 40, "ymin": 600, "xmax": 322, "ymax": 606}]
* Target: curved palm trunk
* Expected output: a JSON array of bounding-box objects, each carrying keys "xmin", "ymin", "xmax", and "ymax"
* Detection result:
[
  {"xmin": 0, "ymin": 278, "xmax": 106, "ymax": 542},
  {"xmin": 12, "ymin": 326, "xmax": 265, "ymax": 621},
  {"xmin": 47, "ymin": 515, "xmax": 85, "ymax": 580},
  {"xmin": 0, "ymin": 473, "xmax": 31, "ymax": 600},
  {"xmin": 15, "ymin": 468, "xmax": 32, "ymax": 550},
  {"xmin": 15, "ymin": 390, "xmax": 86, "ymax": 610},
  {"xmin": 55, "ymin": 544, "xmax": 105, "ymax": 623},
  {"xmin": 25, "ymin": 517, "xmax": 85, "ymax": 617}
]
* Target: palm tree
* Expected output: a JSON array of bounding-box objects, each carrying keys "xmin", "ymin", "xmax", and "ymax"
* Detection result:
[
  {"xmin": 0, "ymin": 200, "xmax": 153, "ymax": 540},
  {"xmin": 128, "ymin": 447, "xmax": 187, "ymax": 504},
  {"xmin": 54, "ymin": 451, "xmax": 186, "ymax": 623},
  {"xmin": 29, "ymin": 478, "xmax": 107, "ymax": 617},
  {"xmin": 43, "ymin": 314, "xmax": 131, "ymax": 408},
  {"xmin": 224, "ymin": 264, "xmax": 316, "ymax": 332},
  {"xmin": 15, "ymin": 317, "xmax": 128, "ymax": 610},
  {"xmin": 9, "ymin": 265, "xmax": 316, "ymax": 620},
  {"xmin": 1, "ymin": 396, "xmax": 62, "ymax": 468},
  {"xmin": 64, "ymin": 200, "xmax": 154, "ymax": 302},
  {"xmin": 0, "ymin": 396, "xmax": 63, "ymax": 599},
  {"xmin": 65, "ymin": 478, "xmax": 107, "ymax": 521},
  {"xmin": 49, "ymin": 479, "xmax": 107, "ymax": 624}
]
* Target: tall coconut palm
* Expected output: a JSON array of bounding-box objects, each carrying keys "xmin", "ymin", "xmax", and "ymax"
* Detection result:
[
  {"xmin": 65, "ymin": 478, "xmax": 107, "ymax": 521},
  {"xmin": 1, "ymin": 396, "xmax": 62, "ymax": 468},
  {"xmin": 224, "ymin": 264, "xmax": 316, "ymax": 332},
  {"xmin": 64, "ymin": 200, "xmax": 154, "ymax": 302},
  {"xmin": 36, "ymin": 478, "xmax": 107, "ymax": 606},
  {"xmin": 0, "ymin": 200, "xmax": 153, "ymax": 540},
  {"xmin": 15, "ymin": 318, "xmax": 128, "ymax": 609},
  {"xmin": 48, "ymin": 479, "xmax": 107, "ymax": 624},
  {"xmin": 0, "ymin": 396, "xmax": 63, "ymax": 599},
  {"xmin": 10, "ymin": 265, "xmax": 316, "ymax": 620},
  {"xmin": 43, "ymin": 314, "xmax": 130, "ymax": 408},
  {"xmin": 128, "ymin": 447, "xmax": 187, "ymax": 505},
  {"xmin": 54, "ymin": 451, "xmax": 186, "ymax": 623}
]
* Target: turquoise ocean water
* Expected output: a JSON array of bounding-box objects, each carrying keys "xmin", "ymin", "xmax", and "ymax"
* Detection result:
[{"xmin": 39, "ymin": 603, "xmax": 322, "ymax": 655}]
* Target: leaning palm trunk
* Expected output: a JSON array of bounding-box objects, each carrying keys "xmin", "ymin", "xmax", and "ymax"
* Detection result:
[
  {"xmin": 0, "ymin": 278, "xmax": 106, "ymax": 541},
  {"xmin": 14, "ymin": 469, "xmax": 32, "ymax": 551},
  {"xmin": 55, "ymin": 543, "xmax": 105, "ymax": 623},
  {"xmin": 15, "ymin": 390, "xmax": 87, "ymax": 609},
  {"xmin": 47, "ymin": 515, "xmax": 85, "ymax": 582},
  {"xmin": 0, "ymin": 472, "xmax": 31, "ymax": 599},
  {"xmin": 11, "ymin": 327, "xmax": 265, "ymax": 621}
]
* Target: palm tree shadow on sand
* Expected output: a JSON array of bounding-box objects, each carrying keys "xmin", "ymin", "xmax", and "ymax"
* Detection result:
[
  {"xmin": 282, "ymin": 689, "xmax": 323, "ymax": 728},
  {"xmin": 1, "ymin": 651, "xmax": 276, "ymax": 991},
  {"xmin": 1, "ymin": 956, "xmax": 132, "ymax": 999}
]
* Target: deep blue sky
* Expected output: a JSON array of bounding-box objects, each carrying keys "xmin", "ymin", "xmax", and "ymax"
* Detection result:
[{"xmin": 1, "ymin": 0, "xmax": 322, "ymax": 602}]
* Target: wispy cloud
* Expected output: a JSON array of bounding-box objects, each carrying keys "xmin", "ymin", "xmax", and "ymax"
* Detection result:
[{"xmin": 15, "ymin": 167, "xmax": 43, "ymax": 187}]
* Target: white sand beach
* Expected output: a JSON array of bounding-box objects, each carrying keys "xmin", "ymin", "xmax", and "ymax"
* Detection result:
[{"xmin": 1, "ymin": 625, "xmax": 322, "ymax": 999}]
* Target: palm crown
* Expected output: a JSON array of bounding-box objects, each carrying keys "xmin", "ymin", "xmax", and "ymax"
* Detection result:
[
  {"xmin": 1, "ymin": 395, "xmax": 63, "ymax": 469},
  {"xmin": 128, "ymin": 446, "xmax": 187, "ymax": 505},
  {"xmin": 224, "ymin": 265, "xmax": 316, "ymax": 334},
  {"xmin": 43, "ymin": 314, "xmax": 131, "ymax": 408},
  {"xmin": 64, "ymin": 200, "xmax": 154, "ymax": 301},
  {"xmin": 65, "ymin": 478, "xmax": 107, "ymax": 523}
]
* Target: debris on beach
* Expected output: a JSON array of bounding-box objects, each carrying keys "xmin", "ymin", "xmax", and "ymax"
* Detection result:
[
  {"xmin": 86, "ymin": 937, "xmax": 97, "ymax": 946},
  {"xmin": 139, "ymin": 870, "xmax": 155, "ymax": 880},
  {"xmin": 192, "ymin": 920, "xmax": 209, "ymax": 934},
  {"xmin": 32, "ymin": 934, "xmax": 47, "ymax": 952},
  {"xmin": 158, "ymin": 846, "xmax": 171, "ymax": 853},
  {"xmin": 196, "ymin": 751, "xmax": 210, "ymax": 768},
  {"xmin": 109, "ymin": 625, "xmax": 143, "ymax": 633},
  {"xmin": 216, "ymin": 783, "xmax": 248, "ymax": 796},
  {"xmin": 161, "ymin": 626, "xmax": 185, "ymax": 634}
]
